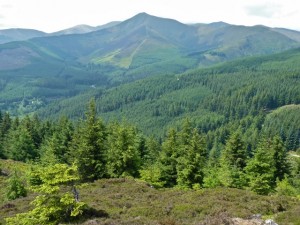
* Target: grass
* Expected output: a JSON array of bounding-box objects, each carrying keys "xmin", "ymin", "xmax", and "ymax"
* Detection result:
[
  {"xmin": 73, "ymin": 178, "xmax": 300, "ymax": 224},
  {"xmin": 16, "ymin": 178, "xmax": 300, "ymax": 224}
]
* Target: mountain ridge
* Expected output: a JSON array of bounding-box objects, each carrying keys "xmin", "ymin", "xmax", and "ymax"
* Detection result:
[
  {"xmin": 0, "ymin": 28, "xmax": 47, "ymax": 44},
  {"xmin": 1, "ymin": 12, "xmax": 300, "ymax": 116}
]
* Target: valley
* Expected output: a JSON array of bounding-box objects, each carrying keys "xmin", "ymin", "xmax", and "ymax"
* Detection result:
[{"xmin": 0, "ymin": 13, "xmax": 300, "ymax": 225}]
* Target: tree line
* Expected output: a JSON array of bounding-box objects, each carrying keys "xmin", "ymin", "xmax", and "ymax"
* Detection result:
[{"xmin": 1, "ymin": 99, "xmax": 299, "ymax": 196}]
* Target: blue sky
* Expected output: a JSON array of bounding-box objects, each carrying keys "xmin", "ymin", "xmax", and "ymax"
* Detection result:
[{"xmin": 0, "ymin": 0, "xmax": 299, "ymax": 32}]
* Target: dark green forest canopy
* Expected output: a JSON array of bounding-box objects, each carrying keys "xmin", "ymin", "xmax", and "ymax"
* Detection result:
[{"xmin": 34, "ymin": 48, "xmax": 300, "ymax": 150}]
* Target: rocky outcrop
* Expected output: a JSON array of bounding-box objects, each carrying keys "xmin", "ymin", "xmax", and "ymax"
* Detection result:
[{"xmin": 232, "ymin": 215, "xmax": 278, "ymax": 225}]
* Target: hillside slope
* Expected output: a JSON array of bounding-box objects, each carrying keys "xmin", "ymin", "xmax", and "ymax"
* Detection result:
[
  {"xmin": 1, "ymin": 13, "xmax": 300, "ymax": 116},
  {"xmin": 0, "ymin": 28, "xmax": 46, "ymax": 44},
  {"xmin": 37, "ymin": 47, "xmax": 300, "ymax": 142},
  {"xmin": 1, "ymin": 168, "xmax": 299, "ymax": 225}
]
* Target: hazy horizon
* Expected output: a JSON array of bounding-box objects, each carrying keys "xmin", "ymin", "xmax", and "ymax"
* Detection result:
[{"xmin": 0, "ymin": 0, "xmax": 299, "ymax": 33}]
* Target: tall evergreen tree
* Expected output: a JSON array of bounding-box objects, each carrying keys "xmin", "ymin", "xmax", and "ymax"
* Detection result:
[
  {"xmin": 106, "ymin": 122, "xmax": 141, "ymax": 177},
  {"xmin": 158, "ymin": 128, "xmax": 179, "ymax": 187},
  {"xmin": 221, "ymin": 131, "xmax": 248, "ymax": 169},
  {"xmin": 142, "ymin": 135, "xmax": 161, "ymax": 165},
  {"xmin": 219, "ymin": 131, "xmax": 248, "ymax": 188},
  {"xmin": 6, "ymin": 123, "xmax": 37, "ymax": 162},
  {"xmin": 0, "ymin": 112, "xmax": 11, "ymax": 139},
  {"xmin": 40, "ymin": 117, "xmax": 74, "ymax": 165},
  {"xmin": 272, "ymin": 135, "xmax": 290, "ymax": 181},
  {"xmin": 176, "ymin": 129, "xmax": 207, "ymax": 188},
  {"xmin": 71, "ymin": 99, "xmax": 107, "ymax": 181},
  {"xmin": 245, "ymin": 137, "xmax": 275, "ymax": 195}
]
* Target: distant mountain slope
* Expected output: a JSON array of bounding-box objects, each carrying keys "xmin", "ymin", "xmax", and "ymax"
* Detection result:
[
  {"xmin": 37, "ymin": 47, "xmax": 300, "ymax": 138},
  {"xmin": 1, "ymin": 13, "xmax": 298, "ymax": 70},
  {"xmin": 50, "ymin": 21, "xmax": 120, "ymax": 36},
  {"xmin": 0, "ymin": 28, "xmax": 46, "ymax": 44},
  {"xmin": 272, "ymin": 28, "xmax": 300, "ymax": 42},
  {"xmin": 1, "ymin": 13, "xmax": 300, "ymax": 116}
]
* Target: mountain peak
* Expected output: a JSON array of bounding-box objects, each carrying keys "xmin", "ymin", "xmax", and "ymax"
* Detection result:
[
  {"xmin": 120, "ymin": 12, "xmax": 187, "ymax": 30},
  {"xmin": 128, "ymin": 12, "xmax": 158, "ymax": 24},
  {"xmin": 136, "ymin": 12, "xmax": 150, "ymax": 16},
  {"xmin": 133, "ymin": 12, "xmax": 152, "ymax": 18}
]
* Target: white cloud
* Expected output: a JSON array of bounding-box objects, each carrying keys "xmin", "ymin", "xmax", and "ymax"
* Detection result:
[
  {"xmin": 0, "ymin": 0, "xmax": 299, "ymax": 32},
  {"xmin": 245, "ymin": 3, "xmax": 281, "ymax": 18}
]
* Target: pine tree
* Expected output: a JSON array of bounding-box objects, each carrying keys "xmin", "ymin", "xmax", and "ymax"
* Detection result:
[
  {"xmin": 0, "ymin": 112, "xmax": 11, "ymax": 138},
  {"xmin": 142, "ymin": 135, "xmax": 161, "ymax": 165},
  {"xmin": 71, "ymin": 99, "xmax": 107, "ymax": 181},
  {"xmin": 6, "ymin": 170, "xmax": 27, "ymax": 200},
  {"xmin": 0, "ymin": 112, "xmax": 11, "ymax": 158},
  {"xmin": 176, "ymin": 129, "xmax": 207, "ymax": 188},
  {"xmin": 222, "ymin": 131, "xmax": 247, "ymax": 170},
  {"xmin": 203, "ymin": 140, "xmax": 223, "ymax": 188},
  {"xmin": 219, "ymin": 131, "xmax": 248, "ymax": 188},
  {"xmin": 40, "ymin": 117, "xmax": 74, "ymax": 165},
  {"xmin": 158, "ymin": 128, "xmax": 179, "ymax": 187},
  {"xmin": 106, "ymin": 122, "xmax": 141, "ymax": 177},
  {"xmin": 5, "ymin": 164, "xmax": 85, "ymax": 225},
  {"xmin": 272, "ymin": 135, "xmax": 290, "ymax": 181},
  {"xmin": 6, "ymin": 124, "xmax": 37, "ymax": 162},
  {"xmin": 245, "ymin": 138, "xmax": 275, "ymax": 195}
]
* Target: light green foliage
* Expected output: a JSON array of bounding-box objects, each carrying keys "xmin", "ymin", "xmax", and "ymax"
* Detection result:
[
  {"xmin": 203, "ymin": 167, "xmax": 222, "ymax": 188},
  {"xmin": 245, "ymin": 138, "xmax": 275, "ymax": 195},
  {"xmin": 30, "ymin": 163, "xmax": 80, "ymax": 194},
  {"xmin": 288, "ymin": 155, "xmax": 300, "ymax": 196},
  {"xmin": 139, "ymin": 163, "xmax": 166, "ymax": 188},
  {"xmin": 5, "ymin": 163, "xmax": 86, "ymax": 225},
  {"xmin": 6, "ymin": 170, "xmax": 27, "ymax": 200},
  {"xmin": 106, "ymin": 122, "xmax": 142, "ymax": 177},
  {"xmin": 275, "ymin": 176, "xmax": 298, "ymax": 197}
]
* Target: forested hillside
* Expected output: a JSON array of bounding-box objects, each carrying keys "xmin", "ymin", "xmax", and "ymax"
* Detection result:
[
  {"xmin": 1, "ymin": 13, "xmax": 300, "ymax": 115},
  {"xmin": 37, "ymin": 47, "xmax": 300, "ymax": 152},
  {"xmin": 0, "ymin": 13, "xmax": 300, "ymax": 225},
  {"xmin": 0, "ymin": 99, "xmax": 300, "ymax": 224}
]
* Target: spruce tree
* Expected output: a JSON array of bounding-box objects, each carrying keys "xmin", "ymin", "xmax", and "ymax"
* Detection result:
[
  {"xmin": 245, "ymin": 138, "xmax": 275, "ymax": 195},
  {"xmin": 40, "ymin": 117, "xmax": 73, "ymax": 165},
  {"xmin": 176, "ymin": 129, "xmax": 207, "ymax": 188},
  {"xmin": 222, "ymin": 131, "xmax": 247, "ymax": 170},
  {"xmin": 6, "ymin": 124, "xmax": 37, "ymax": 162},
  {"xmin": 71, "ymin": 99, "xmax": 107, "ymax": 181},
  {"xmin": 272, "ymin": 135, "xmax": 290, "ymax": 181},
  {"xmin": 158, "ymin": 128, "xmax": 179, "ymax": 187},
  {"xmin": 6, "ymin": 164, "xmax": 85, "ymax": 225},
  {"xmin": 142, "ymin": 135, "xmax": 161, "ymax": 165},
  {"xmin": 106, "ymin": 122, "xmax": 141, "ymax": 177},
  {"xmin": 219, "ymin": 131, "xmax": 248, "ymax": 188},
  {"xmin": 6, "ymin": 170, "xmax": 27, "ymax": 200}
]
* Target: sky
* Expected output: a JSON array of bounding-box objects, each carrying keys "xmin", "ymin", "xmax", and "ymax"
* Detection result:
[{"xmin": 0, "ymin": 0, "xmax": 299, "ymax": 33}]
